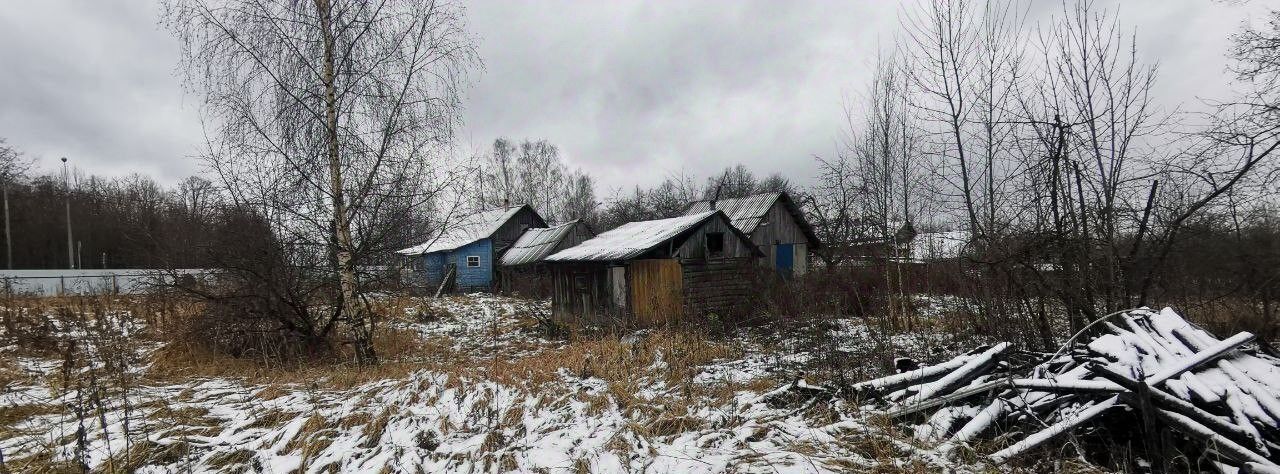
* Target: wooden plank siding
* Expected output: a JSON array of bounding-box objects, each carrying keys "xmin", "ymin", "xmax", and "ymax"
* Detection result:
[
  {"xmin": 675, "ymin": 213, "xmax": 755, "ymax": 260},
  {"xmin": 549, "ymin": 263, "xmax": 619, "ymax": 326},
  {"xmin": 628, "ymin": 259, "xmax": 683, "ymax": 326},
  {"xmin": 556, "ymin": 222, "xmax": 595, "ymax": 254},
  {"xmin": 547, "ymin": 211, "xmax": 764, "ymax": 328},
  {"xmin": 748, "ymin": 201, "xmax": 809, "ymax": 247},
  {"xmin": 491, "ymin": 207, "xmax": 547, "ymax": 252},
  {"xmin": 750, "ymin": 201, "xmax": 810, "ymax": 272}
]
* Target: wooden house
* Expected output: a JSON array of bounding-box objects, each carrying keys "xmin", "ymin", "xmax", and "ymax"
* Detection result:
[
  {"xmin": 396, "ymin": 205, "xmax": 546, "ymax": 293},
  {"xmin": 496, "ymin": 219, "xmax": 595, "ymax": 296},
  {"xmin": 683, "ymin": 192, "xmax": 821, "ymax": 276},
  {"xmin": 542, "ymin": 210, "xmax": 762, "ymax": 327}
]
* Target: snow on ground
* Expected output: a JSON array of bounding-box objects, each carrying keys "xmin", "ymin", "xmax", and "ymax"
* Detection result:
[{"xmin": 0, "ymin": 293, "xmax": 1004, "ymax": 473}]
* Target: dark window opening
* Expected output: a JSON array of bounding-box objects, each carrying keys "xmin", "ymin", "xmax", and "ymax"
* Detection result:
[
  {"xmin": 706, "ymin": 232, "xmax": 725, "ymax": 256},
  {"xmin": 574, "ymin": 274, "xmax": 588, "ymax": 290}
]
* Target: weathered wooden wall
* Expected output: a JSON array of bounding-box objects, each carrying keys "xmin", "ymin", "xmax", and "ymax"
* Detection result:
[
  {"xmin": 675, "ymin": 214, "xmax": 755, "ymax": 260},
  {"xmin": 492, "ymin": 207, "xmax": 547, "ymax": 251},
  {"xmin": 681, "ymin": 258, "xmax": 753, "ymax": 319},
  {"xmin": 750, "ymin": 201, "xmax": 809, "ymax": 247},
  {"xmin": 752, "ymin": 201, "xmax": 811, "ymax": 273},
  {"xmin": 553, "ymin": 221, "xmax": 595, "ymax": 255},
  {"xmin": 628, "ymin": 259, "xmax": 683, "ymax": 326},
  {"xmin": 549, "ymin": 263, "xmax": 619, "ymax": 326}
]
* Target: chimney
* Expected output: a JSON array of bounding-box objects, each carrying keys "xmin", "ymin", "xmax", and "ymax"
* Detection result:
[{"xmin": 503, "ymin": 198, "xmax": 510, "ymax": 207}]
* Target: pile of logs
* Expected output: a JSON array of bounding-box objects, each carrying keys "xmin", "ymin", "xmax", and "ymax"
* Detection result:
[{"xmin": 846, "ymin": 307, "xmax": 1280, "ymax": 471}]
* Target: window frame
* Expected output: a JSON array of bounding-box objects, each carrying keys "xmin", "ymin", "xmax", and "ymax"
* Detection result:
[
  {"xmin": 705, "ymin": 231, "xmax": 726, "ymax": 257},
  {"xmin": 465, "ymin": 255, "xmax": 481, "ymax": 268}
]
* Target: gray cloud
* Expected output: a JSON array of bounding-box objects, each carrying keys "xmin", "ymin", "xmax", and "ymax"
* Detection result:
[
  {"xmin": 0, "ymin": 1, "xmax": 204, "ymax": 182},
  {"xmin": 0, "ymin": 0, "xmax": 1272, "ymax": 192}
]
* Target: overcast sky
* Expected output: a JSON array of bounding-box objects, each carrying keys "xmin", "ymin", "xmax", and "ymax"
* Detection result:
[{"xmin": 0, "ymin": 1, "xmax": 1274, "ymax": 193}]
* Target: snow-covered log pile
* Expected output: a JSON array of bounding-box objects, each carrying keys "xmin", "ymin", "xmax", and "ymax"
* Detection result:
[{"xmin": 844, "ymin": 308, "xmax": 1280, "ymax": 471}]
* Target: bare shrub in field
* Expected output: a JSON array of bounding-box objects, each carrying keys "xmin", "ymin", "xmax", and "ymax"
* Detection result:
[
  {"xmin": 162, "ymin": 209, "xmax": 343, "ymax": 364},
  {"xmin": 745, "ymin": 266, "xmax": 881, "ymax": 324}
]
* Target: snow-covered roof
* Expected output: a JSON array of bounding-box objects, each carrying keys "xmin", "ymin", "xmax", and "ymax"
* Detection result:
[
  {"xmin": 544, "ymin": 211, "xmax": 719, "ymax": 262},
  {"xmin": 685, "ymin": 192, "xmax": 779, "ymax": 234},
  {"xmin": 909, "ymin": 231, "xmax": 969, "ymax": 261},
  {"xmin": 499, "ymin": 220, "xmax": 587, "ymax": 266},
  {"xmin": 397, "ymin": 206, "xmax": 529, "ymax": 256},
  {"xmin": 684, "ymin": 192, "xmax": 821, "ymax": 248}
]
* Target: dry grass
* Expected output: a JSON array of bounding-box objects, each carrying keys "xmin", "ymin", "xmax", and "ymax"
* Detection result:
[
  {"xmin": 460, "ymin": 329, "xmax": 735, "ymax": 387},
  {"xmin": 0, "ymin": 402, "xmax": 58, "ymax": 429},
  {"xmin": 0, "ymin": 356, "xmax": 30, "ymax": 389},
  {"xmin": 359, "ymin": 408, "xmax": 392, "ymax": 448},
  {"xmin": 0, "ymin": 292, "xmax": 1016, "ymax": 472},
  {"xmin": 246, "ymin": 408, "xmax": 295, "ymax": 429},
  {"xmin": 1175, "ymin": 297, "xmax": 1280, "ymax": 343},
  {"xmin": 145, "ymin": 324, "xmax": 431, "ymax": 390}
]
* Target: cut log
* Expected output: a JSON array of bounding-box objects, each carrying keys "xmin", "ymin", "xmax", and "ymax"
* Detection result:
[
  {"xmin": 939, "ymin": 399, "xmax": 1006, "ymax": 455},
  {"xmin": 1147, "ymin": 332, "xmax": 1255, "ymax": 385},
  {"xmin": 1244, "ymin": 462, "xmax": 1280, "ymax": 474},
  {"xmin": 1009, "ymin": 379, "xmax": 1122, "ymax": 393},
  {"xmin": 904, "ymin": 343, "xmax": 1010, "ymax": 404},
  {"xmin": 1156, "ymin": 409, "xmax": 1277, "ymax": 469},
  {"xmin": 851, "ymin": 309, "xmax": 1280, "ymax": 471},
  {"xmin": 887, "ymin": 379, "xmax": 1009, "ymax": 419},
  {"xmin": 1091, "ymin": 363, "xmax": 1268, "ymax": 453},
  {"xmin": 851, "ymin": 354, "xmax": 976, "ymax": 397},
  {"xmin": 989, "ymin": 396, "xmax": 1120, "ymax": 464}
]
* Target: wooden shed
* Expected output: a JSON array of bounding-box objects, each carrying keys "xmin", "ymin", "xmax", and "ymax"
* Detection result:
[
  {"xmin": 542, "ymin": 210, "xmax": 763, "ymax": 327},
  {"xmin": 495, "ymin": 220, "xmax": 595, "ymax": 296},
  {"xmin": 683, "ymin": 192, "xmax": 821, "ymax": 277}
]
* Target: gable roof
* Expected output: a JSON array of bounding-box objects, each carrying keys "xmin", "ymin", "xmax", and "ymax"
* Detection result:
[
  {"xmin": 499, "ymin": 220, "xmax": 591, "ymax": 266},
  {"xmin": 545, "ymin": 210, "xmax": 757, "ymax": 262},
  {"xmin": 397, "ymin": 205, "xmax": 539, "ymax": 256},
  {"xmin": 683, "ymin": 192, "xmax": 821, "ymax": 248}
]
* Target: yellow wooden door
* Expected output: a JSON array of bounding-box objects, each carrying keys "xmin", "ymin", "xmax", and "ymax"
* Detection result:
[{"xmin": 629, "ymin": 259, "xmax": 682, "ymax": 326}]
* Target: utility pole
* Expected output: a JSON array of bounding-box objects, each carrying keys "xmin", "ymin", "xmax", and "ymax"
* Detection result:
[
  {"xmin": 3, "ymin": 182, "xmax": 10, "ymax": 270},
  {"xmin": 62, "ymin": 157, "xmax": 73, "ymax": 269}
]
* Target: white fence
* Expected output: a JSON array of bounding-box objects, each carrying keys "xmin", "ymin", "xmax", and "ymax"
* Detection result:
[{"xmin": 0, "ymin": 269, "xmax": 211, "ymax": 296}]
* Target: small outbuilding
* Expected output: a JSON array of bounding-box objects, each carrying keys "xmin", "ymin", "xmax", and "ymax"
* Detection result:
[
  {"xmin": 683, "ymin": 192, "xmax": 821, "ymax": 277},
  {"xmin": 397, "ymin": 205, "xmax": 546, "ymax": 293},
  {"xmin": 496, "ymin": 219, "xmax": 595, "ymax": 296},
  {"xmin": 542, "ymin": 210, "xmax": 763, "ymax": 327}
]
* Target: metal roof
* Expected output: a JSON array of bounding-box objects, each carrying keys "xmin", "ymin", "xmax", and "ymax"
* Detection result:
[
  {"xmin": 684, "ymin": 192, "xmax": 780, "ymax": 234},
  {"xmin": 498, "ymin": 220, "xmax": 587, "ymax": 266},
  {"xmin": 396, "ymin": 206, "xmax": 530, "ymax": 256},
  {"xmin": 684, "ymin": 192, "xmax": 821, "ymax": 248},
  {"xmin": 544, "ymin": 211, "xmax": 720, "ymax": 262}
]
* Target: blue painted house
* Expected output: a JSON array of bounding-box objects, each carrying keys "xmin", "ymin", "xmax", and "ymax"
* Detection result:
[{"xmin": 398, "ymin": 205, "xmax": 547, "ymax": 292}]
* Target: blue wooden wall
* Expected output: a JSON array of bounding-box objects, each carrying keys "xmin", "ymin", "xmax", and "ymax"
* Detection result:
[
  {"xmin": 421, "ymin": 253, "xmax": 445, "ymax": 283},
  {"xmin": 451, "ymin": 239, "xmax": 493, "ymax": 290},
  {"xmin": 418, "ymin": 238, "xmax": 494, "ymax": 291}
]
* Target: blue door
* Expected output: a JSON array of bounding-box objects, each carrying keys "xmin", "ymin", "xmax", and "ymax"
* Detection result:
[{"xmin": 775, "ymin": 243, "xmax": 794, "ymax": 277}]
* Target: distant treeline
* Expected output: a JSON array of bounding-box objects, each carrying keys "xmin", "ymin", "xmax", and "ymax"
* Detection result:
[{"xmin": 1, "ymin": 170, "xmax": 220, "ymax": 270}]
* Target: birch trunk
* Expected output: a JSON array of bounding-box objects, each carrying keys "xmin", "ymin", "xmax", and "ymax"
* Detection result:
[{"xmin": 316, "ymin": 0, "xmax": 376, "ymax": 365}]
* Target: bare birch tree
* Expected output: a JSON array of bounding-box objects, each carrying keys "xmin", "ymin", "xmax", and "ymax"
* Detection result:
[
  {"xmin": 164, "ymin": 0, "xmax": 478, "ymax": 364},
  {"xmin": 473, "ymin": 137, "xmax": 598, "ymax": 223}
]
